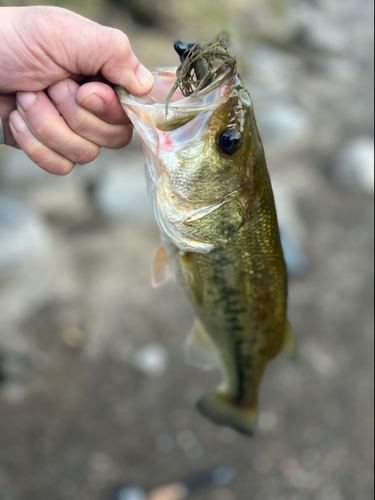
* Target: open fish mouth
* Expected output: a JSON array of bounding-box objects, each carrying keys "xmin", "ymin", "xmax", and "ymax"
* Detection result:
[
  {"xmin": 116, "ymin": 33, "xmax": 237, "ymax": 134},
  {"xmin": 115, "ymin": 65, "xmax": 236, "ymax": 133},
  {"xmin": 115, "ymin": 37, "xmax": 250, "ymax": 253}
]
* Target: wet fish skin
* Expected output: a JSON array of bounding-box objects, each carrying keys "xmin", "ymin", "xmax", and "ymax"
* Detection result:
[
  {"xmin": 162, "ymin": 88, "xmax": 288, "ymax": 434},
  {"xmin": 117, "ymin": 64, "xmax": 290, "ymax": 436}
]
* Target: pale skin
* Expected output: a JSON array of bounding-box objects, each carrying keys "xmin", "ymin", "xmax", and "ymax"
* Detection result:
[{"xmin": 0, "ymin": 6, "xmax": 154, "ymax": 175}]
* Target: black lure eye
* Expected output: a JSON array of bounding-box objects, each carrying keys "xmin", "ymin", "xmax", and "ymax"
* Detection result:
[
  {"xmin": 174, "ymin": 41, "xmax": 199, "ymax": 61},
  {"xmin": 219, "ymin": 128, "xmax": 242, "ymax": 155}
]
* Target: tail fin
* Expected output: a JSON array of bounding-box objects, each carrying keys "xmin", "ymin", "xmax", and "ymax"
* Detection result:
[{"xmin": 197, "ymin": 392, "xmax": 258, "ymax": 436}]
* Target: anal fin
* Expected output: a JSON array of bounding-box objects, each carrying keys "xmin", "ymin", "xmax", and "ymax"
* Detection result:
[{"xmin": 185, "ymin": 320, "xmax": 219, "ymax": 371}]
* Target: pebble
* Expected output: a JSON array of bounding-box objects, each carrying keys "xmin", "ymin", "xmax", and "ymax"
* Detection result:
[
  {"xmin": 0, "ymin": 330, "xmax": 35, "ymax": 383},
  {"xmin": 176, "ymin": 430, "xmax": 204, "ymax": 460},
  {"xmin": 212, "ymin": 467, "xmax": 236, "ymax": 486},
  {"xmin": 176, "ymin": 429, "xmax": 197, "ymax": 450},
  {"xmin": 280, "ymin": 230, "xmax": 308, "ymax": 276},
  {"xmin": 114, "ymin": 487, "xmax": 146, "ymax": 500},
  {"xmin": 89, "ymin": 452, "xmax": 113, "ymax": 474},
  {"xmin": 155, "ymin": 433, "xmax": 175, "ymax": 453},
  {"xmin": 61, "ymin": 326, "xmax": 86, "ymax": 349},
  {"xmin": 0, "ymin": 382, "xmax": 27, "ymax": 403},
  {"xmin": 279, "ymin": 457, "xmax": 300, "ymax": 477},
  {"xmin": 133, "ymin": 343, "xmax": 168, "ymax": 376},
  {"xmin": 258, "ymin": 411, "xmax": 279, "ymax": 433},
  {"xmin": 333, "ymin": 137, "xmax": 374, "ymax": 192}
]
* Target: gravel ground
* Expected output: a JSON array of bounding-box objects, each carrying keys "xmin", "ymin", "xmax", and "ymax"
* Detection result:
[{"xmin": 0, "ymin": 1, "xmax": 373, "ymax": 499}]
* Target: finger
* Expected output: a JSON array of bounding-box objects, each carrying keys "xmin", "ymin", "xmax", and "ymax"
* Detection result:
[
  {"xmin": 48, "ymin": 79, "xmax": 133, "ymax": 149},
  {"xmin": 16, "ymin": 90, "xmax": 100, "ymax": 165},
  {"xmin": 0, "ymin": 94, "xmax": 18, "ymax": 147},
  {"xmin": 36, "ymin": 9, "xmax": 154, "ymax": 95},
  {"xmin": 75, "ymin": 81, "xmax": 130, "ymax": 125},
  {"xmin": 99, "ymin": 29, "xmax": 155, "ymax": 95},
  {"xmin": 9, "ymin": 110, "xmax": 75, "ymax": 175}
]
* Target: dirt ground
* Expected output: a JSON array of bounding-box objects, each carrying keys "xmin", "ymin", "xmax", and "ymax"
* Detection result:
[{"xmin": 0, "ymin": 1, "xmax": 373, "ymax": 499}]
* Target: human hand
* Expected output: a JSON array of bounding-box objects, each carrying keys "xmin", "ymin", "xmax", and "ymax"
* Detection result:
[{"xmin": 0, "ymin": 6, "xmax": 154, "ymax": 174}]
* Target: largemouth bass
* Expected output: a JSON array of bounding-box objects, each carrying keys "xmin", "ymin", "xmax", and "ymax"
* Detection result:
[{"xmin": 116, "ymin": 36, "xmax": 293, "ymax": 436}]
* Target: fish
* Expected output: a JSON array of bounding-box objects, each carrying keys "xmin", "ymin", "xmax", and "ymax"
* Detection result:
[{"xmin": 115, "ymin": 35, "xmax": 293, "ymax": 436}]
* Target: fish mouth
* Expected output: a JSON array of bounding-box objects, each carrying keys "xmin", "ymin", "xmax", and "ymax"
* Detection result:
[{"xmin": 115, "ymin": 64, "xmax": 235, "ymax": 135}]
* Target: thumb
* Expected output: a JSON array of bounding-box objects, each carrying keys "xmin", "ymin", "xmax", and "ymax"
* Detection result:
[
  {"xmin": 99, "ymin": 28, "xmax": 155, "ymax": 95},
  {"xmin": 37, "ymin": 7, "xmax": 154, "ymax": 95}
]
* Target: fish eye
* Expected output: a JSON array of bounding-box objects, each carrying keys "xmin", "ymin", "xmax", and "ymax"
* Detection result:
[{"xmin": 218, "ymin": 128, "xmax": 242, "ymax": 155}]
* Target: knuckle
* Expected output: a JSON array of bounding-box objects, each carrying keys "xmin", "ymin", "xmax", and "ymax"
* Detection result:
[
  {"xmin": 75, "ymin": 144, "xmax": 100, "ymax": 164},
  {"xmin": 25, "ymin": 141, "xmax": 74, "ymax": 175},
  {"xmin": 27, "ymin": 142, "xmax": 50, "ymax": 166},
  {"xmin": 70, "ymin": 113, "xmax": 91, "ymax": 135},
  {"xmin": 33, "ymin": 120, "xmax": 56, "ymax": 143},
  {"xmin": 111, "ymin": 124, "xmax": 133, "ymax": 149},
  {"xmin": 110, "ymin": 29, "xmax": 132, "ymax": 62},
  {"xmin": 54, "ymin": 159, "xmax": 75, "ymax": 176}
]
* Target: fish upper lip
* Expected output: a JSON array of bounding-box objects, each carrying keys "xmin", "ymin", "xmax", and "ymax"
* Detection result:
[{"xmin": 115, "ymin": 64, "xmax": 235, "ymax": 111}]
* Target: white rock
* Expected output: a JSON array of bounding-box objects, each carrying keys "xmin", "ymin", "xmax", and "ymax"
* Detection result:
[
  {"xmin": 257, "ymin": 101, "xmax": 311, "ymax": 143},
  {"xmin": 92, "ymin": 156, "xmax": 152, "ymax": 220},
  {"xmin": 115, "ymin": 486, "xmax": 146, "ymax": 500},
  {"xmin": 333, "ymin": 138, "xmax": 374, "ymax": 192},
  {"xmin": 133, "ymin": 343, "xmax": 168, "ymax": 376}
]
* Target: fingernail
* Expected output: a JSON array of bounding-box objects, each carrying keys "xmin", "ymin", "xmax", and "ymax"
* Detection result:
[
  {"xmin": 136, "ymin": 64, "xmax": 154, "ymax": 87},
  {"xmin": 10, "ymin": 111, "xmax": 27, "ymax": 133},
  {"xmin": 18, "ymin": 92, "xmax": 36, "ymax": 111},
  {"xmin": 49, "ymin": 81, "xmax": 69, "ymax": 104},
  {"xmin": 81, "ymin": 93, "xmax": 105, "ymax": 112}
]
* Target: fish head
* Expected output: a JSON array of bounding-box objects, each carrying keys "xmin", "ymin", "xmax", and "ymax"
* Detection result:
[{"xmin": 116, "ymin": 67, "xmax": 264, "ymax": 253}]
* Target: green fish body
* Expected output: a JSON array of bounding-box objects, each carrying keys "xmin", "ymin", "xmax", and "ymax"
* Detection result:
[{"xmin": 116, "ymin": 42, "xmax": 292, "ymax": 435}]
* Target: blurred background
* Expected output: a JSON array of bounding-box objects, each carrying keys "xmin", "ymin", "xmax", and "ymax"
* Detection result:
[{"xmin": 0, "ymin": 0, "xmax": 373, "ymax": 499}]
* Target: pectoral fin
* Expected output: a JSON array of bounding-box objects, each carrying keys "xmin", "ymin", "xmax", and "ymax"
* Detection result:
[
  {"xmin": 281, "ymin": 320, "xmax": 296, "ymax": 358},
  {"xmin": 151, "ymin": 244, "xmax": 172, "ymax": 287},
  {"xmin": 185, "ymin": 320, "xmax": 219, "ymax": 370}
]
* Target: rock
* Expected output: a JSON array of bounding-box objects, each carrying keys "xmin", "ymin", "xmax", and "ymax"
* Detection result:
[
  {"xmin": 132, "ymin": 343, "xmax": 168, "ymax": 376},
  {"xmin": 0, "ymin": 330, "xmax": 36, "ymax": 384},
  {"xmin": 114, "ymin": 486, "xmax": 146, "ymax": 500},
  {"xmin": 0, "ymin": 192, "xmax": 49, "ymax": 270},
  {"xmin": 256, "ymin": 101, "xmax": 311, "ymax": 144},
  {"xmin": 280, "ymin": 229, "xmax": 309, "ymax": 276},
  {"xmin": 61, "ymin": 326, "xmax": 86, "ymax": 349},
  {"xmin": 272, "ymin": 185, "xmax": 309, "ymax": 276},
  {"xmin": 291, "ymin": 2, "xmax": 347, "ymax": 52},
  {"xmin": 212, "ymin": 467, "xmax": 237, "ymax": 486},
  {"xmin": 92, "ymin": 154, "xmax": 152, "ymax": 220},
  {"xmin": 333, "ymin": 138, "xmax": 374, "ymax": 192}
]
